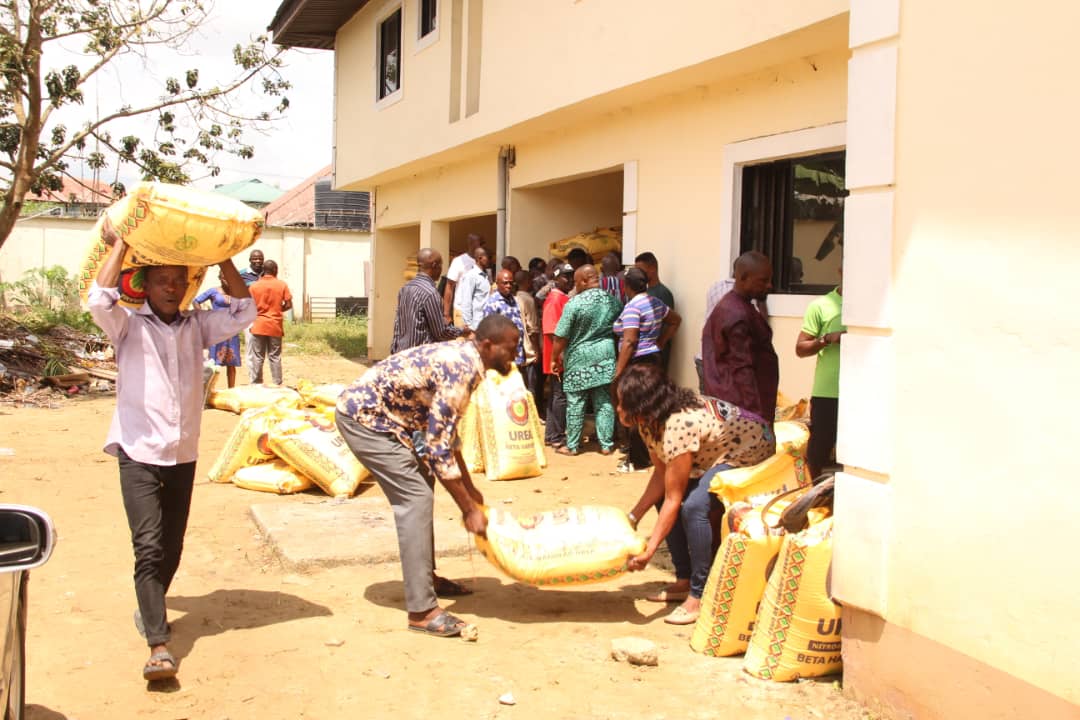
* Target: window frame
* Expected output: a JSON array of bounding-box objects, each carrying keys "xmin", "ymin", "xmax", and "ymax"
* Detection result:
[
  {"xmin": 416, "ymin": 0, "xmax": 439, "ymax": 52},
  {"xmin": 375, "ymin": 4, "xmax": 404, "ymax": 106},
  {"xmin": 719, "ymin": 123, "xmax": 846, "ymax": 318}
]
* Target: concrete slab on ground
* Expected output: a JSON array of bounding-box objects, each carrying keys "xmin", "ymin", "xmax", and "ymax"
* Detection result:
[{"xmin": 250, "ymin": 494, "xmax": 475, "ymax": 570}]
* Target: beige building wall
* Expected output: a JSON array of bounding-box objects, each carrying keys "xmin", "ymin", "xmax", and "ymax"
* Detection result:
[
  {"xmin": 334, "ymin": 0, "xmax": 847, "ymax": 187},
  {"xmin": 509, "ymin": 171, "xmax": 624, "ymax": 264},
  {"xmin": 833, "ymin": 0, "xmax": 1080, "ymax": 717},
  {"xmin": 0, "ymin": 217, "xmax": 97, "ymax": 286},
  {"xmin": 503, "ymin": 48, "xmax": 848, "ymax": 393}
]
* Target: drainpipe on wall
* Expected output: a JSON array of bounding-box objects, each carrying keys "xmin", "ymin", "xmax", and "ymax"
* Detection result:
[{"xmin": 497, "ymin": 146, "xmax": 509, "ymax": 262}]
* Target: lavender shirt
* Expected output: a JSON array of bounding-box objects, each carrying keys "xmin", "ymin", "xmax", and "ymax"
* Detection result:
[{"xmin": 88, "ymin": 282, "xmax": 255, "ymax": 466}]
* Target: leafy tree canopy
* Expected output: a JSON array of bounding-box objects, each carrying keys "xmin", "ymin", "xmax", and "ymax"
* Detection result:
[{"xmin": 0, "ymin": 0, "xmax": 291, "ymax": 248}]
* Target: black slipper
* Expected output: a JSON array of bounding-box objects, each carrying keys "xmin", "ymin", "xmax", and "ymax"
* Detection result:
[
  {"xmin": 433, "ymin": 576, "xmax": 473, "ymax": 597},
  {"xmin": 408, "ymin": 610, "xmax": 466, "ymax": 637},
  {"xmin": 142, "ymin": 651, "xmax": 178, "ymax": 681}
]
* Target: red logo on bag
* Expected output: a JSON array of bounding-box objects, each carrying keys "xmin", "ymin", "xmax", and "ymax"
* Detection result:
[{"xmin": 506, "ymin": 390, "xmax": 530, "ymax": 426}]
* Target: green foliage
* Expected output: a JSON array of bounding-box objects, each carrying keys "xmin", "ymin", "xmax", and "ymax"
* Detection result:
[
  {"xmin": 0, "ymin": 265, "xmax": 97, "ymax": 333},
  {"xmin": 282, "ymin": 317, "xmax": 368, "ymax": 358},
  {"xmin": 0, "ymin": 0, "xmax": 293, "ymax": 248}
]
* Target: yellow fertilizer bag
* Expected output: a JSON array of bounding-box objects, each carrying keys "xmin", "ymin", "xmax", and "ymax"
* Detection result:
[
  {"xmin": 710, "ymin": 421, "xmax": 811, "ymax": 506},
  {"xmin": 232, "ymin": 460, "xmax": 314, "ymax": 495},
  {"xmin": 691, "ymin": 513, "xmax": 783, "ymax": 657},
  {"xmin": 267, "ymin": 417, "xmax": 371, "ymax": 498},
  {"xmin": 206, "ymin": 406, "xmax": 313, "ymax": 483},
  {"xmin": 744, "ymin": 518, "xmax": 842, "ymax": 681},
  {"xmin": 207, "ymin": 385, "xmax": 303, "ymax": 414},
  {"xmin": 94, "ymin": 181, "xmax": 262, "ymax": 266},
  {"xmin": 549, "ymin": 227, "xmax": 622, "ymax": 263},
  {"xmin": 475, "ymin": 505, "xmax": 646, "ymax": 586},
  {"xmin": 474, "ymin": 367, "xmax": 545, "ymax": 480},
  {"xmin": 297, "ymin": 379, "xmax": 346, "ymax": 407},
  {"xmin": 457, "ymin": 394, "xmax": 485, "ymax": 473},
  {"xmin": 77, "ymin": 229, "xmax": 207, "ymax": 310}
]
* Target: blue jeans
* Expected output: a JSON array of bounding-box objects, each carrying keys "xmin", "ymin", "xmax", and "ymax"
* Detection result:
[{"xmin": 657, "ymin": 464, "xmax": 730, "ymax": 599}]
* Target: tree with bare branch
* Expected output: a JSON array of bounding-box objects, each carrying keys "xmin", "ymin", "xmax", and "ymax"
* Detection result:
[{"xmin": 0, "ymin": 0, "xmax": 291, "ymax": 250}]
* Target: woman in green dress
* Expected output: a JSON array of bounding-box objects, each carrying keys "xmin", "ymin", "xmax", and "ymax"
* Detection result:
[{"xmin": 550, "ymin": 265, "xmax": 623, "ymax": 455}]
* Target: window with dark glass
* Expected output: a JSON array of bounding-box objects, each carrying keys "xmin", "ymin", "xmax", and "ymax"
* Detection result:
[
  {"xmin": 739, "ymin": 150, "xmax": 846, "ymax": 294},
  {"xmin": 420, "ymin": 0, "xmax": 438, "ymax": 37},
  {"xmin": 378, "ymin": 9, "xmax": 402, "ymax": 100}
]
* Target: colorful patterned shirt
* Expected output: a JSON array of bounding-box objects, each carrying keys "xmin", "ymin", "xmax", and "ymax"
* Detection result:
[
  {"xmin": 641, "ymin": 396, "xmax": 775, "ymax": 476},
  {"xmin": 482, "ymin": 291, "xmax": 526, "ymax": 366},
  {"xmin": 614, "ymin": 292, "xmax": 670, "ymax": 358},
  {"xmin": 336, "ymin": 340, "xmax": 485, "ymax": 480},
  {"xmin": 554, "ymin": 288, "xmax": 622, "ymax": 392}
]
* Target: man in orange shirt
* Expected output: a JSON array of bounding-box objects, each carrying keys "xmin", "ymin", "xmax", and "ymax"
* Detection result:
[{"xmin": 248, "ymin": 260, "xmax": 293, "ymax": 385}]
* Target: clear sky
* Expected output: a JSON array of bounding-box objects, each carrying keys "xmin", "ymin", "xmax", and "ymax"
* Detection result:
[{"xmin": 43, "ymin": 0, "xmax": 336, "ymax": 194}]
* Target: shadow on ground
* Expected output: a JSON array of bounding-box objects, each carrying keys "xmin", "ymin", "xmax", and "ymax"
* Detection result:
[
  {"xmin": 363, "ymin": 577, "xmax": 672, "ymax": 625},
  {"xmin": 164, "ymin": 588, "xmax": 333, "ymax": 661}
]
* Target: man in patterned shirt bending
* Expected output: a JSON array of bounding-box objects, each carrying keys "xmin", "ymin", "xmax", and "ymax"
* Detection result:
[{"xmin": 335, "ymin": 314, "xmax": 520, "ymax": 637}]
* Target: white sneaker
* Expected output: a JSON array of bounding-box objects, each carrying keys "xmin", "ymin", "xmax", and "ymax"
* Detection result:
[{"xmin": 616, "ymin": 460, "xmax": 646, "ymax": 473}]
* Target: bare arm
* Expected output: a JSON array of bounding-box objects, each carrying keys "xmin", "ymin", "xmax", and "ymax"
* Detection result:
[
  {"xmin": 443, "ymin": 279, "xmax": 457, "ymax": 322},
  {"xmin": 551, "ymin": 335, "xmax": 568, "ymax": 376},
  {"xmin": 95, "ymin": 218, "xmax": 127, "ymax": 288},
  {"xmin": 796, "ymin": 330, "xmax": 826, "ymax": 358},
  {"xmin": 613, "ymin": 327, "xmax": 639, "ymax": 381},
  {"xmin": 628, "ymin": 452, "xmax": 693, "ymax": 570},
  {"xmin": 656, "ymin": 308, "xmax": 682, "ymax": 349},
  {"xmin": 218, "ymin": 259, "xmax": 251, "ymax": 300},
  {"xmin": 438, "ymin": 451, "xmax": 487, "ymax": 535}
]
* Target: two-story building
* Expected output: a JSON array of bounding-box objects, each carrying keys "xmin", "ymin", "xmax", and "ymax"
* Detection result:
[{"xmin": 269, "ymin": 1, "xmax": 1080, "ymax": 718}]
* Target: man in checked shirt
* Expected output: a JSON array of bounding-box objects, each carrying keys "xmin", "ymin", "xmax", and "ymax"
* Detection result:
[{"xmin": 391, "ymin": 248, "xmax": 468, "ymax": 353}]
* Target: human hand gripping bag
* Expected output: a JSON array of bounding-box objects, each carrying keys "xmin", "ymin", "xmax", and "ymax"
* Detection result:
[
  {"xmin": 743, "ymin": 517, "xmax": 842, "ymax": 681},
  {"xmin": 475, "ymin": 505, "xmax": 646, "ymax": 586},
  {"xmin": 78, "ymin": 181, "xmax": 263, "ymax": 309},
  {"xmin": 474, "ymin": 367, "xmax": 546, "ymax": 480}
]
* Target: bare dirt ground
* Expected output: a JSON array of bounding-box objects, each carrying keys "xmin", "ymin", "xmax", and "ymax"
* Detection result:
[{"xmin": 1, "ymin": 352, "xmax": 871, "ymax": 720}]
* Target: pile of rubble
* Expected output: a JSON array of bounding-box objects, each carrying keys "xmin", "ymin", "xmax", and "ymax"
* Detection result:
[{"xmin": 0, "ymin": 315, "xmax": 116, "ymax": 407}]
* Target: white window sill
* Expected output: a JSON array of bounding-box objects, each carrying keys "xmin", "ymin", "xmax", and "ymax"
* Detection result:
[
  {"xmin": 766, "ymin": 293, "xmax": 818, "ymax": 318},
  {"xmin": 415, "ymin": 27, "xmax": 439, "ymax": 54},
  {"xmin": 375, "ymin": 87, "xmax": 404, "ymax": 110}
]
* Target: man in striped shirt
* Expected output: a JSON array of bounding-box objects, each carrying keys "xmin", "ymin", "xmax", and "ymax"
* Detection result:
[{"xmin": 391, "ymin": 248, "xmax": 466, "ymax": 354}]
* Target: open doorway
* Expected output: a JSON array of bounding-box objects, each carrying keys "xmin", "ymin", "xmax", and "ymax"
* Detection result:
[{"xmin": 509, "ymin": 167, "xmax": 624, "ymax": 265}]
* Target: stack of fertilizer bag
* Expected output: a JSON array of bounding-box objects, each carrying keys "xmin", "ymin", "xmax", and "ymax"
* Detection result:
[
  {"xmin": 691, "ymin": 413, "xmax": 843, "ymax": 682},
  {"xmin": 457, "ymin": 366, "xmax": 547, "ymax": 481},
  {"xmin": 204, "ymin": 379, "xmax": 370, "ymax": 499},
  {"xmin": 78, "ymin": 181, "xmax": 264, "ymax": 310}
]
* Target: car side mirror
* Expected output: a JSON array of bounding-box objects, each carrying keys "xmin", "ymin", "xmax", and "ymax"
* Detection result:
[{"xmin": 0, "ymin": 505, "xmax": 55, "ymax": 571}]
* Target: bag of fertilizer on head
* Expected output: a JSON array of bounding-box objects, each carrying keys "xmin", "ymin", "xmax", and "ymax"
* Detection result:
[
  {"xmin": 475, "ymin": 505, "xmax": 645, "ymax": 586},
  {"xmin": 78, "ymin": 181, "xmax": 263, "ymax": 309},
  {"xmin": 709, "ymin": 421, "xmax": 811, "ymax": 506},
  {"xmin": 232, "ymin": 460, "xmax": 314, "ymax": 495},
  {"xmin": 267, "ymin": 415, "xmax": 371, "ymax": 498},
  {"xmin": 473, "ymin": 367, "xmax": 546, "ymax": 480},
  {"xmin": 743, "ymin": 517, "xmax": 842, "ymax": 681},
  {"xmin": 691, "ymin": 510, "xmax": 784, "ymax": 657}
]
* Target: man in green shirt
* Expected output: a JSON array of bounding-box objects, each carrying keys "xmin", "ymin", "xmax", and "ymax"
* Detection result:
[{"xmin": 795, "ymin": 276, "xmax": 846, "ymax": 480}]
